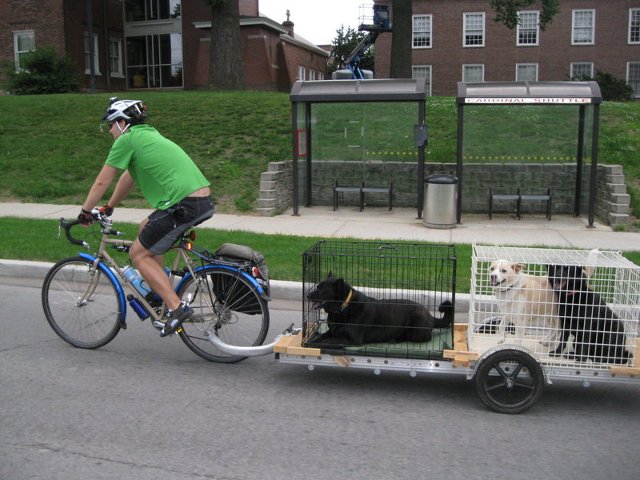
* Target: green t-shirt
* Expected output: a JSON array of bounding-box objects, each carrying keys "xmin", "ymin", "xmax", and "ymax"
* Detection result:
[{"xmin": 105, "ymin": 124, "xmax": 210, "ymax": 210}]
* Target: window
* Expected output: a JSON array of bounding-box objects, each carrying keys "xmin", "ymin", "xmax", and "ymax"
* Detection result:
[
  {"xmin": 127, "ymin": 33, "xmax": 183, "ymax": 88},
  {"xmin": 297, "ymin": 65, "xmax": 306, "ymax": 81},
  {"xmin": 627, "ymin": 62, "xmax": 640, "ymax": 98},
  {"xmin": 516, "ymin": 63, "xmax": 538, "ymax": 81},
  {"xmin": 412, "ymin": 65, "xmax": 432, "ymax": 95},
  {"xmin": 109, "ymin": 38, "xmax": 124, "ymax": 77},
  {"xmin": 630, "ymin": 9, "xmax": 640, "ymax": 44},
  {"xmin": 308, "ymin": 70, "xmax": 316, "ymax": 81},
  {"xmin": 13, "ymin": 30, "xmax": 35, "ymax": 70},
  {"xmin": 84, "ymin": 32, "xmax": 101, "ymax": 75},
  {"xmin": 413, "ymin": 15, "xmax": 432, "ymax": 48},
  {"xmin": 125, "ymin": 0, "xmax": 181, "ymax": 22},
  {"xmin": 570, "ymin": 62, "xmax": 594, "ymax": 80},
  {"xmin": 463, "ymin": 64, "xmax": 484, "ymax": 82},
  {"xmin": 464, "ymin": 12, "xmax": 485, "ymax": 47},
  {"xmin": 572, "ymin": 9, "xmax": 595, "ymax": 45},
  {"xmin": 517, "ymin": 11, "xmax": 539, "ymax": 46}
]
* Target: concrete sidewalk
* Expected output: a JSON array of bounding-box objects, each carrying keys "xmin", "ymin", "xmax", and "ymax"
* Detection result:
[
  {"xmin": 1, "ymin": 201, "xmax": 639, "ymax": 251},
  {"xmin": 1, "ymin": 202, "xmax": 638, "ymax": 307}
]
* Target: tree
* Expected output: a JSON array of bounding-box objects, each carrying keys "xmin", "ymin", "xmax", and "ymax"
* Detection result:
[
  {"xmin": 203, "ymin": 0, "xmax": 244, "ymax": 90},
  {"xmin": 490, "ymin": 0, "xmax": 560, "ymax": 30},
  {"xmin": 330, "ymin": 26, "xmax": 375, "ymax": 76},
  {"xmin": 389, "ymin": 0, "xmax": 412, "ymax": 78}
]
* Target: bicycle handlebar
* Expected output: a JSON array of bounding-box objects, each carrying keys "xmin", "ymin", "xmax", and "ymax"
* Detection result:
[
  {"xmin": 59, "ymin": 218, "xmax": 89, "ymax": 247},
  {"xmin": 59, "ymin": 209, "xmax": 122, "ymax": 248}
]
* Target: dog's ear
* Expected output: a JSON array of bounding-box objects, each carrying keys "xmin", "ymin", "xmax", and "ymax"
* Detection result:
[
  {"xmin": 327, "ymin": 270, "xmax": 333, "ymax": 279},
  {"xmin": 513, "ymin": 263, "xmax": 524, "ymax": 273}
]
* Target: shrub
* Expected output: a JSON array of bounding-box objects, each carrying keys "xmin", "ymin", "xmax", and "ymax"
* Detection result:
[
  {"xmin": 1, "ymin": 47, "xmax": 80, "ymax": 95},
  {"xmin": 595, "ymin": 71, "xmax": 634, "ymax": 102}
]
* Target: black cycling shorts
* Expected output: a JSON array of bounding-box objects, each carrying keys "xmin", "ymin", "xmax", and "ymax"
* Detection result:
[{"xmin": 138, "ymin": 197, "xmax": 214, "ymax": 255}]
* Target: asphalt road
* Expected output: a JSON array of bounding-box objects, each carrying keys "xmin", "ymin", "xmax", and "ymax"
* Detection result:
[{"xmin": 1, "ymin": 279, "xmax": 639, "ymax": 480}]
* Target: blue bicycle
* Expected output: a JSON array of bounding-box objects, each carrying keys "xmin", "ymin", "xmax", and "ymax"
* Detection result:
[{"xmin": 41, "ymin": 210, "xmax": 271, "ymax": 363}]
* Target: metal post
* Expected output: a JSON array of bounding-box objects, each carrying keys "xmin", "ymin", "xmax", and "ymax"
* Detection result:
[
  {"xmin": 455, "ymin": 103, "xmax": 464, "ymax": 224},
  {"xmin": 305, "ymin": 104, "xmax": 312, "ymax": 207},
  {"xmin": 416, "ymin": 99, "xmax": 426, "ymax": 219},
  {"xmin": 291, "ymin": 102, "xmax": 299, "ymax": 215},
  {"xmin": 86, "ymin": 0, "xmax": 96, "ymax": 93},
  {"xmin": 588, "ymin": 104, "xmax": 600, "ymax": 228},
  {"xmin": 575, "ymin": 105, "xmax": 586, "ymax": 216}
]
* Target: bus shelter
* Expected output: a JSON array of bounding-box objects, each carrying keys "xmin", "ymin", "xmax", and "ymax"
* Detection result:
[
  {"xmin": 290, "ymin": 78, "xmax": 428, "ymax": 217},
  {"xmin": 456, "ymin": 81, "xmax": 602, "ymax": 226}
]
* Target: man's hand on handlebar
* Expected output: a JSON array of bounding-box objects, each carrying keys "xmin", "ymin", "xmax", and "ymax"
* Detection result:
[
  {"xmin": 78, "ymin": 208, "xmax": 95, "ymax": 226},
  {"xmin": 98, "ymin": 204, "xmax": 114, "ymax": 217}
]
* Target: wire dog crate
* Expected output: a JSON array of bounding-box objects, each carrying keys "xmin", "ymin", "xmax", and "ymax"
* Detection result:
[
  {"xmin": 470, "ymin": 245, "xmax": 640, "ymax": 370},
  {"xmin": 301, "ymin": 240, "xmax": 456, "ymax": 359}
]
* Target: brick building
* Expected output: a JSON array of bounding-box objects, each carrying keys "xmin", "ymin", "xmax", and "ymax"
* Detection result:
[
  {"xmin": 0, "ymin": 0, "xmax": 328, "ymax": 92},
  {"xmin": 373, "ymin": 0, "xmax": 640, "ymax": 97}
]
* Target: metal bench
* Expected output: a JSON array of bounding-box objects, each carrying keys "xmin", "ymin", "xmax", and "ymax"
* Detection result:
[
  {"xmin": 489, "ymin": 187, "xmax": 551, "ymax": 220},
  {"xmin": 489, "ymin": 188, "xmax": 522, "ymax": 219},
  {"xmin": 520, "ymin": 188, "xmax": 552, "ymax": 220},
  {"xmin": 334, "ymin": 180, "xmax": 393, "ymax": 211}
]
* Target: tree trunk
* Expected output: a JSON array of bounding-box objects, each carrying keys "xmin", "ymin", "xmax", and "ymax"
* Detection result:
[
  {"xmin": 209, "ymin": 0, "xmax": 244, "ymax": 90},
  {"xmin": 390, "ymin": 0, "xmax": 412, "ymax": 78}
]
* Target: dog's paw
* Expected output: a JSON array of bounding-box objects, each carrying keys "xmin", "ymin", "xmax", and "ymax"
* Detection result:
[{"xmin": 438, "ymin": 300, "xmax": 453, "ymax": 312}]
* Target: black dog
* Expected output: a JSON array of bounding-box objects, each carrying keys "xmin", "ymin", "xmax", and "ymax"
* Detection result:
[
  {"xmin": 547, "ymin": 264, "xmax": 630, "ymax": 364},
  {"xmin": 306, "ymin": 274, "xmax": 453, "ymax": 345}
]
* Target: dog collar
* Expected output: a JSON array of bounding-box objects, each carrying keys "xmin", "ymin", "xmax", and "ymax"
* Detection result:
[{"xmin": 341, "ymin": 289, "xmax": 353, "ymax": 311}]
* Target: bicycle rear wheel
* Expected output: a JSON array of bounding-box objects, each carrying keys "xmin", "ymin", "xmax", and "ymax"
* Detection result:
[
  {"xmin": 177, "ymin": 267, "xmax": 270, "ymax": 363},
  {"xmin": 42, "ymin": 256, "xmax": 123, "ymax": 349}
]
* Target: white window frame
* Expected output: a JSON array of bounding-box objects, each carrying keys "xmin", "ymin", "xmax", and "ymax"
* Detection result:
[
  {"xmin": 516, "ymin": 63, "xmax": 538, "ymax": 82},
  {"xmin": 517, "ymin": 11, "xmax": 539, "ymax": 46},
  {"xmin": 109, "ymin": 38, "xmax": 124, "ymax": 78},
  {"xmin": 84, "ymin": 32, "xmax": 101, "ymax": 75},
  {"xmin": 412, "ymin": 14, "xmax": 432, "ymax": 49},
  {"xmin": 13, "ymin": 30, "xmax": 35, "ymax": 70},
  {"xmin": 570, "ymin": 62, "xmax": 594, "ymax": 80},
  {"xmin": 463, "ymin": 12, "xmax": 485, "ymax": 47},
  {"xmin": 308, "ymin": 69, "xmax": 316, "ymax": 81},
  {"xmin": 627, "ymin": 62, "xmax": 640, "ymax": 98},
  {"xmin": 572, "ymin": 9, "xmax": 595, "ymax": 45},
  {"xmin": 462, "ymin": 64, "xmax": 484, "ymax": 82},
  {"xmin": 297, "ymin": 65, "xmax": 306, "ymax": 81},
  {"xmin": 629, "ymin": 8, "xmax": 640, "ymax": 44},
  {"xmin": 412, "ymin": 65, "xmax": 432, "ymax": 96}
]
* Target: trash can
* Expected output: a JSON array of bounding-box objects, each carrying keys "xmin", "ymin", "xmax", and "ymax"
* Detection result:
[{"xmin": 424, "ymin": 174, "xmax": 457, "ymax": 229}]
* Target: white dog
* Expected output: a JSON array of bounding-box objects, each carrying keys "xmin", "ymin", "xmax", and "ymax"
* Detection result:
[{"xmin": 489, "ymin": 260, "xmax": 559, "ymax": 346}]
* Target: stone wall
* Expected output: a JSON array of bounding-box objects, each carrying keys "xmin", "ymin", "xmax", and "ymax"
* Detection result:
[{"xmin": 257, "ymin": 161, "xmax": 630, "ymax": 226}]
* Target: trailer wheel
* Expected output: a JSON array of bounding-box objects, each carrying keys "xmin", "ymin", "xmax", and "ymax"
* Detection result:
[{"xmin": 475, "ymin": 349, "xmax": 544, "ymax": 414}]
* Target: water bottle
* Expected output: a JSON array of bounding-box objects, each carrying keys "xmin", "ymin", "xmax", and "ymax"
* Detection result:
[
  {"xmin": 122, "ymin": 266, "xmax": 151, "ymax": 297},
  {"xmin": 127, "ymin": 294, "xmax": 150, "ymax": 320}
]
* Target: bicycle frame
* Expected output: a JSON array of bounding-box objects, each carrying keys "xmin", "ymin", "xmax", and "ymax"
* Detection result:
[
  {"xmin": 66, "ymin": 218, "xmax": 269, "ymax": 329},
  {"xmin": 77, "ymin": 234, "xmax": 196, "ymax": 327}
]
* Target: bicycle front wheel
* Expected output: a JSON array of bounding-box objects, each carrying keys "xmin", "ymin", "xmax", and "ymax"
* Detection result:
[
  {"xmin": 42, "ymin": 256, "xmax": 123, "ymax": 349},
  {"xmin": 177, "ymin": 268, "xmax": 270, "ymax": 363}
]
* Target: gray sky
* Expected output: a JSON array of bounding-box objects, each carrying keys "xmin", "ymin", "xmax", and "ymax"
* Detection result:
[{"xmin": 258, "ymin": 0, "xmax": 366, "ymax": 44}]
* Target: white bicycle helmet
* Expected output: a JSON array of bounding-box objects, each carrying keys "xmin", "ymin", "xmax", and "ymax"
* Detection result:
[{"xmin": 102, "ymin": 97, "xmax": 148, "ymax": 125}]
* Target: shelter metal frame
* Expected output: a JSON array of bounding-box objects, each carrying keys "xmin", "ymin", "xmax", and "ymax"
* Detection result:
[
  {"xmin": 290, "ymin": 78, "xmax": 428, "ymax": 217},
  {"xmin": 456, "ymin": 81, "xmax": 602, "ymax": 227}
]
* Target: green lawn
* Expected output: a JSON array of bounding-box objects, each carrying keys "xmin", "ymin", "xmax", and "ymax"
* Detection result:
[
  {"xmin": 1, "ymin": 91, "xmax": 638, "ymax": 220},
  {"xmin": 1, "ymin": 91, "xmax": 639, "ymax": 291}
]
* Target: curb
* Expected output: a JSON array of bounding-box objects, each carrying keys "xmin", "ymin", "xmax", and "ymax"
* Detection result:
[{"xmin": 0, "ymin": 259, "xmax": 469, "ymax": 310}]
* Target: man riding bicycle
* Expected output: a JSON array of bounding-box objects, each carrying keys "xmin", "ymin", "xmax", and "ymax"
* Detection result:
[{"xmin": 79, "ymin": 97, "xmax": 214, "ymax": 337}]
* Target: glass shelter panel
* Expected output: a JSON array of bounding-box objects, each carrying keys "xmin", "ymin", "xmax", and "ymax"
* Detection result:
[
  {"xmin": 310, "ymin": 102, "xmax": 418, "ymax": 163},
  {"xmin": 462, "ymin": 104, "xmax": 593, "ymax": 164}
]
